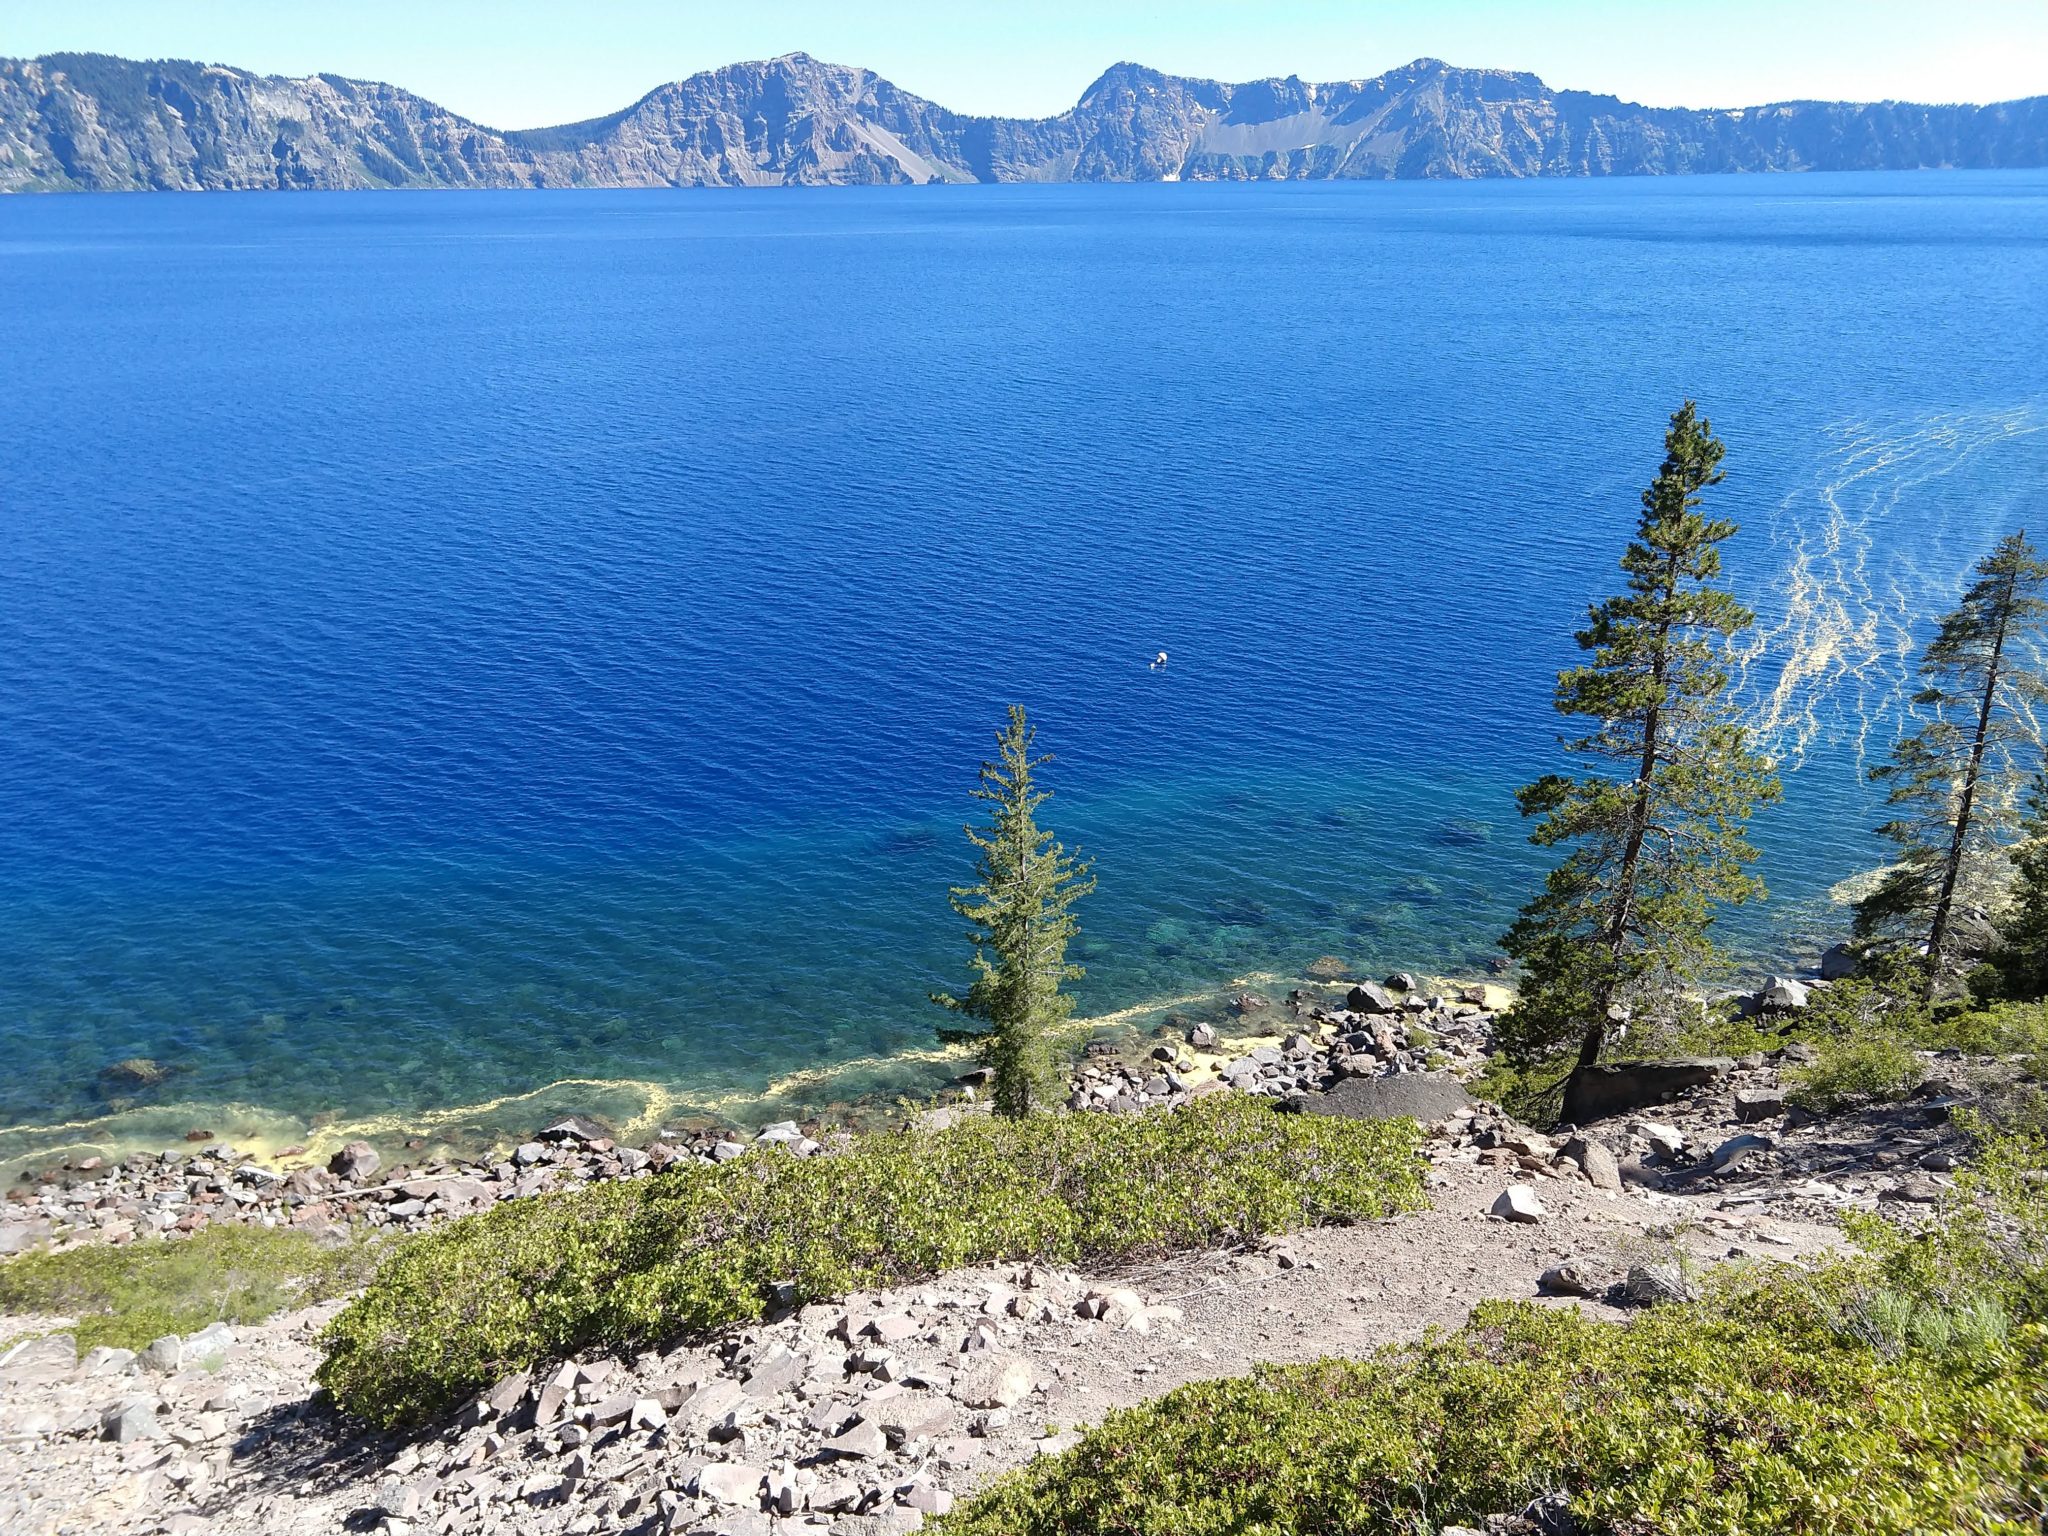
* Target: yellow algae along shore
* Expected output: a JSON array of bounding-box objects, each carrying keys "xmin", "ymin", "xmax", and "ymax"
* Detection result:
[
  {"xmin": 3, "ymin": 972, "xmax": 1519, "ymax": 1182},
  {"xmin": 4, "ymin": 978, "xmax": 1523, "ymax": 1187},
  {"xmin": 0, "ymin": 971, "xmax": 1516, "ymax": 1182}
]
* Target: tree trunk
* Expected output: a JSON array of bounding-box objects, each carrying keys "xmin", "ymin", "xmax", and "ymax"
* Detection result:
[
  {"xmin": 1583, "ymin": 557, "xmax": 1680, "ymax": 1067},
  {"xmin": 1924, "ymin": 569, "xmax": 2018, "ymax": 1002}
]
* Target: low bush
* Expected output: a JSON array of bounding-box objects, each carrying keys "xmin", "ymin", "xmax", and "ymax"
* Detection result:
[
  {"xmin": 1785, "ymin": 1032, "xmax": 1923, "ymax": 1113},
  {"xmin": 1665, "ymin": 1004, "xmax": 1792, "ymax": 1061},
  {"xmin": 1925, "ymin": 995, "xmax": 2048, "ymax": 1060},
  {"xmin": 1466, "ymin": 1052, "xmax": 1570, "ymax": 1125},
  {"xmin": 318, "ymin": 1096, "xmax": 1426, "ymax": 1427},
  {"xmin": 934, "ymin": 1295, "xmax": 2045, "ymax": 1536},
  {"xmin": 937, "ymin": 1126, "xmax": 2048, "ymax": 1536},
  {"xmin": 0, "ymin": 1223, "xmax": 381, "ymax": 1353}
]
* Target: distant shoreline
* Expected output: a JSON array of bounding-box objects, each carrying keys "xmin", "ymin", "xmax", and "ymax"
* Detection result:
[{"xmin": 6, "ymin": 51, "xmax": 2044, "ymax": 195}]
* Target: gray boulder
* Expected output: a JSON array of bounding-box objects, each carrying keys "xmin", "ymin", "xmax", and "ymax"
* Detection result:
[
  {"xmin": 80, "ymin": 1346, "xmax": 136, "ymax": 1376},
  {"xmin": 1820, "ymin": 943, "xmax": 1861, "ymax": 982},
  {"xmin": 821, "ymin": 1417, "xmax": 889, "ymax": 1459},
  {"xmin": 0, "ymin": 1333, "xmax": 76, "ymax": 1384},
  {"xmin": 1561, "ymin": 1059, "xmax": 1732, "ymax": 1125},
  {"xmin": 0, "ymin": 1220, "xmax": 52, "ymax": 1256},
  {"xmin": 1709, "ymin": 1132, "xmax": 1775, "ymax": 1174},
  {"xmin": 1346, "ymin": 981, "xmax": 1398, "ymax": 1014},
  {"xmin": 1538, "ymin": 1264, "xmax": 1601, "ymax": 1298},
  {"xmin": 1637, "ymin": 1120, "xmax": 1687, "ymax": 1158},
  {"xmin": 101, "ymin": 1399, "xmax": 158, "ymax": 1443},
  {"xmin": 1286, "ymin": 1073, "xmax": 1470, "ymax": 1123},
  {"xmin": 1734, "ymin": 1087, "xmax": 1785, "ymax": 1123},
  {"xmin": 1623, "ymin": 1263, "xmax": 1692, "ymax": 1306},
  {"xmin": 327, "ymin": 1140, "xmax": 381, "ymax": 1180},
  {"xmin": 956, "ymin": 1353, "xmax": 1034, "ymax": 1409},
  {"xmin": 1759, "ymin": 975, "xmax": 1811, "ymax": 1010},
  {"xmin": 1884, "ymin": 1174, "xmax": 1945, "ymax": 1204},
  {"xmin": 1491, "ymin": 1185, "xmax": 1544, "ymax": 1224},
  {"xmin": 1558, "ymin": 1134, "xmax": 1622, "ymax": 1192},
  {"xmin": 695, "ymin": 1462, "xmax": 766, "ymax": 1506}
]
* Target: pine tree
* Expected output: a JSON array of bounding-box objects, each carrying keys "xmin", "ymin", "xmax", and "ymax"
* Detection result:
[
  {"xmin": 1855, "ymin": 531, "xmax": 2048, "ymax": 999},
  {"xmin": 1499, "ymin": 402, "xmax": 1780, "ymax": 1068},
  {"xmin": 1990, "ymin": 773, "xmax": 2048, "ymax": 1001},
  {"xmin": 932, "ymin": 705, "xmax": 1096, "ymax": 1117}
]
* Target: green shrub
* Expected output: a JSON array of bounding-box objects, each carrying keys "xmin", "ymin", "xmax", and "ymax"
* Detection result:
[
  {"xmin": 318, "ymin": 1097, "xmax": 1425, "ymax": 1427},
  {"xmin": 934, "ymin": 1296, "xmax": 2045, "ymax": 1536},
  {"xmin": 0, "ymin": 1222, "xmax": 381, "ymax": 1353},
  {"xmin": 1785, "ymin": 1033, "xmax": 1923, "ymax": 1113},
  {"xmin": 1466, "ymin": 1052, "xmax": 1570, "ymax": 1126},
  {"xmin": 1923, "ymin": 996, "xmax": 2048, "ymax": 1057},
  {"xmin": 939, "ymin": 1123, "xmax": 2048, "ymax": 1536}
]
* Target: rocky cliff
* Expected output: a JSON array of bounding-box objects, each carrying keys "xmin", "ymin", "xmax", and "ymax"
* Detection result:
[{"xmin": 4, "ymin": 50, "xmax": 2044, "ymax": 192}]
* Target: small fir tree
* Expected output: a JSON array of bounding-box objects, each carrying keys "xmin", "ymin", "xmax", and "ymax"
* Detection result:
[
  {"xmin": 933, "ymin": 705, "xmax": 1095, "ymax": 1116},
  {"xmin": 1857, "ymin": 531, "xmax": 2048, "ymax": 999},
  {"xmin": 1990, "ymin": 773, "xmax": 2048, "ymax": 1001},
  {"xmin": 1499, "ymin": 402, "xmax": 1780, "ymax": 1068}
]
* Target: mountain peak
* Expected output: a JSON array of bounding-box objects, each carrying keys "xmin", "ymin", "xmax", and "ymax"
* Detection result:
[
  {"xmin": 2, "ymin": 48, "xmax": 2040, "ymax": 193},
  {"xmin": 1076, "ymin": 60, "xmax": 1178, "ymax": 103}
]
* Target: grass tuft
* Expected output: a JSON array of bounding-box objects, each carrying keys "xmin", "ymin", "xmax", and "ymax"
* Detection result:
[{"xmin": 0, "ymin": 1222, "xmax": 382, "ymax": 1353}]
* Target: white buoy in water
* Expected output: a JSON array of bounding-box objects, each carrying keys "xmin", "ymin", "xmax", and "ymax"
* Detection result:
[{"xmin": 1151, "ymin": 651, "xmax": 1168, "ymax": 669}]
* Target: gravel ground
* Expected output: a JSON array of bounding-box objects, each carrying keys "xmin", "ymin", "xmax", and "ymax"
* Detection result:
[{"xmin": 0, "ymin": 1134, "xmax": 1845, "ymax": 1536}]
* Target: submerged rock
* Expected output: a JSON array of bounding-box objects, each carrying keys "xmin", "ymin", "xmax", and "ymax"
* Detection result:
[{"xmin": 96, "ymin": 1057, "xmax": 175, "ymax": 1095}]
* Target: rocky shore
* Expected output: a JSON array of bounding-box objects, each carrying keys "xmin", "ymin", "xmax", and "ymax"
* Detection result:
[
  {"xmin": 1, "ymin": 970, "xmax": 1498, "ymax": 1260},
  {"xmin": 0, "ymin": 958, "xmax": 2014, "ymax": 1536},
  {"xmin": 0, "ymin": 1103, "xmax": 1851, "ymax": 1536}
]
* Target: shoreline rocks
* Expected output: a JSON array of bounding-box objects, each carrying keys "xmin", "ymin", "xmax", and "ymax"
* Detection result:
[
  {"xmin": 0, "ymin": 953, "xmax": 1997, "ymax": 1536},
  {"xmin": 0, "ymin": 1116, "xmax": 848, "ymax": 1259}
]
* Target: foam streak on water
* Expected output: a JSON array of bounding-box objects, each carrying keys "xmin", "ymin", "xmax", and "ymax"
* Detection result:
[{"xmin": 1734, "ymin": 404, "xmax": 2048, "ymax": 768}]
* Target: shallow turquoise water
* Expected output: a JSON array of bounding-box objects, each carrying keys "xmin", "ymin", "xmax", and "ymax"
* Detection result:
[{"xmin": 0, "ymin": 174, "xmax": 2044, "ymax": 1164}]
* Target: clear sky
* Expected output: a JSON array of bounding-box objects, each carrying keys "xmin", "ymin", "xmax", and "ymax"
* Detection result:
[{"xmin": 5, "ymin": 1, "xmax": 2045, "ymax": 131}]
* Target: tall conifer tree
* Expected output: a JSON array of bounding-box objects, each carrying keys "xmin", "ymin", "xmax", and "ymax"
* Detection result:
[
  {"xmin": 1500, "ymin": 402, "xmax": 1780, "ymax": 1068},
  {"xmin": 1855, "ymin": 531, "xmax": 2048, "ymax": 999},
  {"xmin": 933, "ymin": 705, "xmax": 1095, "ymax": 1117}
]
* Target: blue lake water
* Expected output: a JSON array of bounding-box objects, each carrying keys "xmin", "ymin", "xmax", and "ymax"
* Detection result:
[{"xmin": 2, "ymin": 174, "xmax": 2045, "ymax": 1168}]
